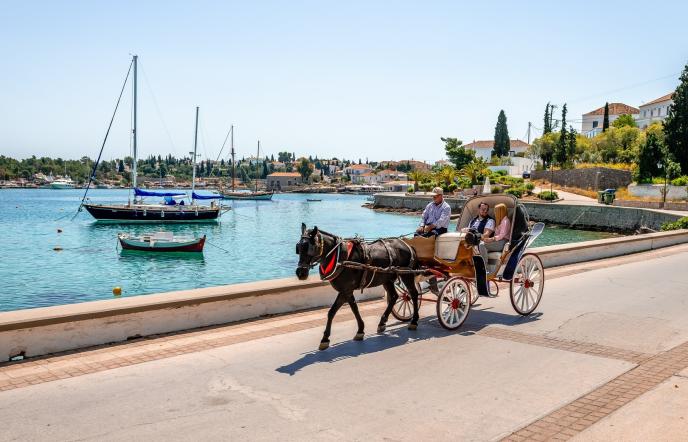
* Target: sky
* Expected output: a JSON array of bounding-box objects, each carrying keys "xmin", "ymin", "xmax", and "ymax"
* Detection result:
[{"xmin": 1, "ymin": 1, "xmax": 687, "ymax": 163}]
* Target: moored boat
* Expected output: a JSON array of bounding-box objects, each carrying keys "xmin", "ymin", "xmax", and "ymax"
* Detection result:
[{"xmin": 118, "ymin": 231, "xmax": 206, "ymax": 252}]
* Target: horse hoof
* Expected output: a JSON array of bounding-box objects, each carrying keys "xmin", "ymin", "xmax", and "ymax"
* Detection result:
[
  {"xmin": 318, "ymin": 341, "xmax": 330, "ymax": 351},
  {"xmin": 408, "ymin": 324, "xmax": 418, "ymax": 331},
  {"xmin": 354, "ymin": 332, "xmax": 364, "ymax": 341},
  {"xmin": 377, "ymin": 325, "xmax": 386, "ymax": 333}
]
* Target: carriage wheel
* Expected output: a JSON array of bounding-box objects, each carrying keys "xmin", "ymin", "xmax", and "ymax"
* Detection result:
[
  {"xmin": 469, "ymin": 280, "xmax": 499, "ymax": 304},
  {"xmin": 510, "ymin": 253, "xmax": 545, "ymax": 315},
  {"xmin": 436, "ymin": 277, "xmax": 471, "ymax": 330},
  {"xmin": 387, "ymin": 278, "xmax": 421, "ymax": 322}
]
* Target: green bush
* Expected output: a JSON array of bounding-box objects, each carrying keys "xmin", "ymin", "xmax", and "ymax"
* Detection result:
[
  {"xmin": 524, "ymin": 182, "xmax": 535, "ymax": 192},
  {"xmin": 455, "ymin": 176, "xmax": 472, "ymax": 189},
  {"xmin": 407, "ymin": 186, "xmax": 414, "ymax": 193},
  {"xmin": 447, "ymin": 183, "xmax": 458, "ymax": 193},
  {"xmin": 493, "ymin": 169, "xmax": 508, "ymax": 177},
  {"xmin": 491, "ymin": 186, "xmax": 501, "ymax": 194},
  {"xmin": 661, "ymin": 216, "xmax": 688, "ymax": 231},
  {"xmin": 671, "ymin": 176, "xmax": 688, "ymax": 186},
  {"xmin": 505, "ymin": 187, "xmax": 523, "ymax": 198},
  {"xmin": 538, "ymin": 190, "xmax": 559, "ymax": 201}
]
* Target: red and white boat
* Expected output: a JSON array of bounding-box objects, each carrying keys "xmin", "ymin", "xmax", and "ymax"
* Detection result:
[{"xmin": 118, "ymin": 231, "xmax": 206, "ymax": 253}]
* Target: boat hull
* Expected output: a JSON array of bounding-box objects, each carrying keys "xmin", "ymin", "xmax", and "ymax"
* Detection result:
[
  {"xmin": 50, "ymin": 183, "xmax": 75, "ymax": 189},
  {"xmin": 119, "ymin": 235, "xmax": 206, "ymax": 252},
  {"xmin": 84, "ymin": 204, "xmax": 221, "ymax": 223},
  {"xmin": 222, "ymin": 191, "xmax": 273, "ymax": 201}
]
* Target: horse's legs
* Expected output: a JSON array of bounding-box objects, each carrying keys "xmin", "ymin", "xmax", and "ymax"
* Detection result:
[
  {"xmin": 378, "ymin": 279, "xmax": 398, "ymax": 333},
  {"xmin": 320, "ymin": 291, "xmax": 347, "ymax": 350},
  {"xmin": 401, "ymin": 274, "xmax": 420, "ymax": 330},
  {"xmin": 347, "ymin": 295, "xmax": 365, "ymax": 341}
]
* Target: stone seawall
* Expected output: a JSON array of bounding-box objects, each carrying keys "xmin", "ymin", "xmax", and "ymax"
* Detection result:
[{"xmin": 373, "ymin": 193, "xmax": 683, "ymax": 232}]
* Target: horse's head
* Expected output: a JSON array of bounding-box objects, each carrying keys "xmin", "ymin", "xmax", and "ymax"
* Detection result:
[{"xmin": 295, "ymin": 223, "xmax": 322, "ymax": 280}]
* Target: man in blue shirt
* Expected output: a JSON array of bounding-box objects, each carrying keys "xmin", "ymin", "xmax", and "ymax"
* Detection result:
[{"xmin": 415, "ymin": 187, "xmax": 451, "ymax": 237}]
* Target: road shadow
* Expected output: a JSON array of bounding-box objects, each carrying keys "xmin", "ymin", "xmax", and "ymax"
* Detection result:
[{"xmin": 276, "ymin": 303, "xmax": 542, "ymax": 376}]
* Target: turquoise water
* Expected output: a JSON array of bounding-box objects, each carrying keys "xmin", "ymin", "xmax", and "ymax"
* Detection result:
[{"xmin": 0, "ymin": 189, "xmax": 618, "ymax": 312}]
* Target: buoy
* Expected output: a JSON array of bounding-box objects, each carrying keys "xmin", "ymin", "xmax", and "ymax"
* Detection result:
[
  {"xmin": 113, "ymin": 287, "xmax": 122, "ymax": 296},
  {"xmin": 57, "ymin": 228, "xmax": 63, "ymax": 233},
  {"xmin": 53, "ymin": 246, "xmax": 63, "ymax": 251}
]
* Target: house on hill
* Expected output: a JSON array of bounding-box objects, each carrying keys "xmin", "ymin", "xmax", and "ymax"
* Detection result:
[
  {"xmin": 463, "ymin": 139, "xmax": 530, "ymax": 162},
  {"xmin": 637, "ymin": 93, "xmax": 674, "ymax": 129},
  {"xmin": 582, "ymin": 103, "xmax": 639, "ymax": 137}
]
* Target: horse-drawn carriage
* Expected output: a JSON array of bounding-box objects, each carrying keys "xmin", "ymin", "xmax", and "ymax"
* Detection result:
[
  {"xmin": 393, "ymin": 194, "xmax": 545, "ymax": 330},
  {"xmin": 295, "ymin": 194, "xmax": 545, "ymax": 350}
]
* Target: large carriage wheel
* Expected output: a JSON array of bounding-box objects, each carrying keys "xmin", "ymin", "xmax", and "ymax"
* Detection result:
[
  {"xmin": 436, "ymin": 277, "xmax": 471, "ymax": 330},
  {"xmin": 509, "ymin": 253, "xmax": 544, "ymax": 315},
  {"xmin": 387, "ymin": 277, "xmax": 422, "ymax": 322}
]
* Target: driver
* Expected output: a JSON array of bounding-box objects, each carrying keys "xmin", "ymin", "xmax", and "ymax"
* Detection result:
[{"xmin": 415, "ymin": 187, "xmax": 451, "ymax": 237}]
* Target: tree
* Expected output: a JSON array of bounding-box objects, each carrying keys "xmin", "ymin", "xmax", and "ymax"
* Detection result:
[
  {"xmin": 612, "ymin": 114, "xmax": 637, "ymax": 128},
  {"xmin": 530, "ymin": 133, "xmax": 559, "ymax": 169},
  {"xmin": 665, "ymin": 63, "xmax": 688, "ymax": 173},
  {"xmin": 637, "ymin": 131, "xmax": 664, "ymax": 182},
  {"xmin": 566, "ymin": 126, "xmax": 577, "ymax": 168},
  {"xmin": 442, "ymin": 137, "xmax": 475, "ymax": 169},
  {"xmin": 603, "ymin": 102, "xmax": 610, "ymax": 132},
  {"xmin": 555, "ymin": 104, "xmax": 568, "ymax": 166},
  {"xmin": 543, "ymin": 102, "xmax": 552, "ymax": 134},
  {"xmin": 460, "ymin": 159, "xmax": 490, "ymax": 185},
  {"xmin": 262, "ymin": 161, "xmax": 269, "ymax": 178},
  {"xmin": 278, "ymin": 152, "xmax": 290, "ymax": 163},
  {"xmin": 297, "ymin": 158, "xmax": 313, "ymax": 182},
  {"xmin": 118, "ymin": 160, "xmax": 125, "ymax": 173},
  {"xmin": 493, "ymin": 110, "xmax": 510, "ymax": 157}
]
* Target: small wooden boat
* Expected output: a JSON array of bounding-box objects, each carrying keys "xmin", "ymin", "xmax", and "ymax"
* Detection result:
[
  {"xmin": 118, "ymin": 231, "xmax": 206, "ymax": 252},
  {"xmin": 306, "ymin": 198, "xmax": 322, "ymax": 202}
]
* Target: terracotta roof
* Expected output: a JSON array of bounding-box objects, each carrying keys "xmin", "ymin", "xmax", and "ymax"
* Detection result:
[
  {"xmin": 641, "ymin": 93, "xmax": 674, "ymax": 107},
  {"xmin": 267, "ymin": 172, "xmax": 301, "ymax": 177},
  {"xmin": 464, "ymin": 139, "xmax": 530, "ymax": 149},
  {"xmin": 358, "ymin": 172, "xmax": 376, "ymax": 177},
  {"xmin": 348, "ymin": 164, "xmax": 372, "ymax": 170},
  {"xmin": 378, "ymin": 169, "xmax": 397, "ymax": 174},
  {"xmin": 583, "ymin": 103, "xmax": 639, "ymax": 116}
]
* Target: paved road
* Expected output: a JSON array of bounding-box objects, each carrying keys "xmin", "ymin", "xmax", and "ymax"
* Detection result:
[{"xmin": 2, "ymin": 245, "xmax": 688, "ymax": 441}]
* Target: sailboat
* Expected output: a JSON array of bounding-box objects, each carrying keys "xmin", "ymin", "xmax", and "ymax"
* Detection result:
[
  {"xmin": 221, "ymin": 131, "xmax": 274, "ymax": 201},
  {"xmin": 81, "ymin": 56, "xmax": 225, "ymax": 222}
]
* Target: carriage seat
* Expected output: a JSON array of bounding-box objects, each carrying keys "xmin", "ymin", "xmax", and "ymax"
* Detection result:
[{"xmin": 435, "ymin": 233, "xmax": 465, "ymax": 261}]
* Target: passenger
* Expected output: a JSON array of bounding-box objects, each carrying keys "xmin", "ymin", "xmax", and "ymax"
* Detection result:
[
  {"xmin": 484, "ymin": 203, "xmax": 510, "ymax": 255},
  {"xmin": 461, "ymin": 202, "xmax": 495, "ymax": 237},
  {"xmin": 415, "ymin": 187, "xmax": 451, "ymax": 237}
]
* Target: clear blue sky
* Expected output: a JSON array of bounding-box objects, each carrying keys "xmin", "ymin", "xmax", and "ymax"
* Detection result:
[{"xmin": 2, "ymin": 1, "xmax": 687, "ymax": 163}]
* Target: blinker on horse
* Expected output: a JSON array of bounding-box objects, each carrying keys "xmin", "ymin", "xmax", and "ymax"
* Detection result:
[{"xmin": 295, "ymin": 223, "xmax": 421, "ymax": 350}]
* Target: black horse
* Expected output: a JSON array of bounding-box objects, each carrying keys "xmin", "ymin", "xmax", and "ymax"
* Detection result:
[{"xmin": 296, "ymin": 223, "xmax": 421, "ymax": 350}]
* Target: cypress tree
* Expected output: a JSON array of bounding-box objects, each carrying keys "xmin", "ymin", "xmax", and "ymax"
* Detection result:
[
  {"xmin": 665, "ymin": 63, "xmax": 688, "ymax": 173},
  {"xmin": 555, "ymin": 104, "xmax": 568, "ymax": 166},
  {"xmin": 603, "ymin": 102, "xmax": 610, "ymax": 132},
  {"xmin": 567, "ymin": 126, "xmax": 577, "ymax": 168},
  {"xmin": 543, "ymin": 103, "xmax": 551, "ymax": 134},
  {"xmin": 493, "ymin": 110, "xmax": 510, "ymax": 157},
  {"xmin": 637, "ymin": 132, "xmax": 663, "ymax": 182}
]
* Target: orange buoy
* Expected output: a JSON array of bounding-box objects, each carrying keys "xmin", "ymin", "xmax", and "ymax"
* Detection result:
[{"xmin": 113, "ymin": 287, "xmax": 122, "ymax": 296}]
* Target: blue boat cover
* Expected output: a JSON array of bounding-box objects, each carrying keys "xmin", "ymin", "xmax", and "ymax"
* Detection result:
[
  {"xmin": 192, "ymin": 192, "xmax": 223, "ymax": 200},
  {"xmin": 135, "ymin": 188, "xmax": 186, "ymax": 197}
]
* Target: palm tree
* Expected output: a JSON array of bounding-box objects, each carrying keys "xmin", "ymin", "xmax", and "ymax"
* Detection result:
[
  {"xmin": 408, "ymin": 170, "xmax": 430, "ymax": 192},
  {"xmin": 434, "ymin": 165, "xmax": 457, "ymax": 187},
  {"xmin": 460, "ymin": 159, "xmax": 490, "ymax": 185}
]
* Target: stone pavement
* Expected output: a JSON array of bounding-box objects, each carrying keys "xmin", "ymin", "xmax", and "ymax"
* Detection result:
[{"xmin": 1, "ymin": 244, "xmax": 688, "ymax": 441}]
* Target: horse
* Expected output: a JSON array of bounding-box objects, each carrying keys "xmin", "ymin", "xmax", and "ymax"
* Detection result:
[{"xmin": 295, "ymin": 223, "xmax": 421, "ymax": 350}]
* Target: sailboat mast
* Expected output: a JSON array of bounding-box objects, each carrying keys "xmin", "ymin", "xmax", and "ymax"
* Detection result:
[
  {"xmin": 191, "ymin": 106, "xmax": 199, "ymax": 202},
  {"xmin": 131, "ymin": 55, "xmax": 138, "ymax": 202},
  {"xmin": 230, "ymin": 125, "xmax": 236, "ymax": 191},
  {"xmin": 256, "ymin": 140, "xmax": 260, "ymax": 192}
]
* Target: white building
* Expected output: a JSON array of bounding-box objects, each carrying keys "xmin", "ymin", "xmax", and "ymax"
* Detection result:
[
  {"xmin": 581, "ymin": 103, "xmax": 639, "ymax": 137},
  {"xmin": 351, "ymin": 172, "xmax": 382, "ymax": 184},
  {"xmin": 344, "ymin": 164, "xmax": 373, "ymax": 176},
  {"xmin": 637, "ymin": 93, "xmax": 673, "ymax": 129},
  {"xmin": 463, "ymin": 139, "xmax": 530, "ymax": 162}
]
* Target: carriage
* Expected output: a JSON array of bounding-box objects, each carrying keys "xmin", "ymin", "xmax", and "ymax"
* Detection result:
[{"xmin": 391, "ymin": 194, "xmax": 545, "ymax": 330}]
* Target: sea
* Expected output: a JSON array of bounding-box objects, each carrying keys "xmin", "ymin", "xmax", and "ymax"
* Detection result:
[{"xmin": 0, "ymin": 189, "xmax": 618, "ymax": 312}]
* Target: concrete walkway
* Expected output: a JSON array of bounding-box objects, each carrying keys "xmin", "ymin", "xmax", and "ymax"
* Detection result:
[
  {"xmin": 2, "ymin": 245, "xmax": 688, "ymax": 441},
  {"xmin": 534, "ymin": 186, "xmax": 596, "ymax": 203}
]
